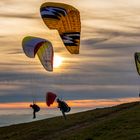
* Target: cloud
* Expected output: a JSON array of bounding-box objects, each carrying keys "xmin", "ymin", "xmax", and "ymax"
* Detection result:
[
  {"xmin": 0, "ymin": 13, "xmax": 39, "ymax": 19},
  {"xmin": 0, "ymin": 0, "xmax": 140, "ymax": 103}
]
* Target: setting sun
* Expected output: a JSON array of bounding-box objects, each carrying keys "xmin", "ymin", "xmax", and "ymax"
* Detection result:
[{"xmin": 53, "ymin": 55, "xmax": 63, "ymax": 68}]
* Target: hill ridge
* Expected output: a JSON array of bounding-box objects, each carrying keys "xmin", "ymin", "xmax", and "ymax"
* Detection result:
[{"xmin": 0, "ymin": 101, "xmax": 140, "ymax": 140}]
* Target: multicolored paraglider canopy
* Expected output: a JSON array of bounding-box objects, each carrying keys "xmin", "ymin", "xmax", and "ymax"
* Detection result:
[
  {"xmin": 135, "ymin": 52, "xmax": 140, "ymax": 75},
  {"xmin": 22, "ymin": 36, "xmax": 54, "ymax": 72},
  {"xmin": 40, "ymin": 2, "xmax": 81, "ymax": 54},
  {"xmin": 46, "ymin": 92, "xmax": 57, "ymax": 106}
]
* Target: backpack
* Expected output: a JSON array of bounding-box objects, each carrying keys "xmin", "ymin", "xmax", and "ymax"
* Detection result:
[
  {"xmin": 34, "ymin": 104, "xmax": 40, "ymax": 112},
  {"xmin": 60, "ymin": 101, "xmax": 71, "ymax": 113}
]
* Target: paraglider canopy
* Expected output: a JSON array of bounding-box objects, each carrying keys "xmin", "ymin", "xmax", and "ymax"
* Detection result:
[
  {"xmin": 22, "ymin": 36, "xmax": 54, "ymax": 72},
  {"xmin": 134, "ymin": 52, "xmax": 140, "ymax": 75},
  {"xmin": 46, "ymin": 92, "xmax": 57, "ymax": 106},
  {"xmin": 40, "ymin": 2, "xmax": 81, "ymax": 54}
]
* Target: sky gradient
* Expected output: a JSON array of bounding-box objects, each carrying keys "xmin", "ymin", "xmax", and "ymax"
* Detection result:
[{"xmin": 0, "ymin": 0, "xmax": 140, "ymax": 106}]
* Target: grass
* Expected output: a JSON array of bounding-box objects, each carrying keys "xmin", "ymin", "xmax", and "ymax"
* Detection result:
[{"xmin": 0, "ymin": 101, "xmax": 140, "ymax": 140}]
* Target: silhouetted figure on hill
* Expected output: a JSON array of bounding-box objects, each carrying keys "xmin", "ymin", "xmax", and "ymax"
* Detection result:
[
  {"xmin": 30, "ymin": 104, "xmax": 40, "ymax": 119},
  {"xmin": 57, "ymin": 98, "xmax": 71, "ymax": 120}
]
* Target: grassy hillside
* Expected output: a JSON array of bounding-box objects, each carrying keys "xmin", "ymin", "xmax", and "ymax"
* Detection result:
[{"xmin": 0, "ymin": 101, "xmax": 140, "ymax": 140}]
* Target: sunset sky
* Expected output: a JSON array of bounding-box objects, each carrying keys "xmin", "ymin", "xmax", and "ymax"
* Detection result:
[{"xmin": 0, "ymin": 0, "xmax": 140, "ymax": 108}]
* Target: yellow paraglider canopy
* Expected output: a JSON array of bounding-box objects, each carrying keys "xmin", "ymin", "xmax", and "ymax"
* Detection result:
[
  {"xmin": 135, "ymin": 52, "xmax": 140, "ymax": 75},
  {"xmin": 22, "ymin": 36, "xmax": 54, "ymax": 72},
  {"xmin": 40, "ymin": 2, "xmax": 81, "ymax": 54}
]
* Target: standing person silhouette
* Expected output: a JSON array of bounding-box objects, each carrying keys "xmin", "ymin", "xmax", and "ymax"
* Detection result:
[
  {"xmin": 30, "ymin": 104, "xmax": 40, "ymax": 119},
  {"xmin": 56, "ymin": 98, "xmax": 71, "ymax": 120}
]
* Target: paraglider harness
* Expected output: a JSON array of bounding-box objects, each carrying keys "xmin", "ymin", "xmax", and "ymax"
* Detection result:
[
  {"xmin": 33, "ymin": 104, "xmax": 40, "ymax": 112},
  {"xmin": 57, "ymin": 99, "xmax": 71, "ymax": 113},
  {"xmin": 30, "ymin": 104, "xmax": 40, "ymax": 112}
]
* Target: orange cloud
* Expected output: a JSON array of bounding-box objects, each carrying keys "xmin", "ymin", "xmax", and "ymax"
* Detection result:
[{"xmin": 0, "ymin": 97, "xmax": 139, "ymax": 109}]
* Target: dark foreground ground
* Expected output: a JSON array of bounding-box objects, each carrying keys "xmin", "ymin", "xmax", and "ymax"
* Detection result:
[{"xmin": 0, "ymin": 101, "xmax": 140, "ymax": 140}]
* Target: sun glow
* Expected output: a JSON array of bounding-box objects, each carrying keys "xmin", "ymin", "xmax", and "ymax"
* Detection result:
[
  {"xmin": 0, "ymin": 98, "xmax": 139, "ymax": 109},
  {"xmin": 53, "ymin": 55, "xmax": 63, "ymax": 68}
]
